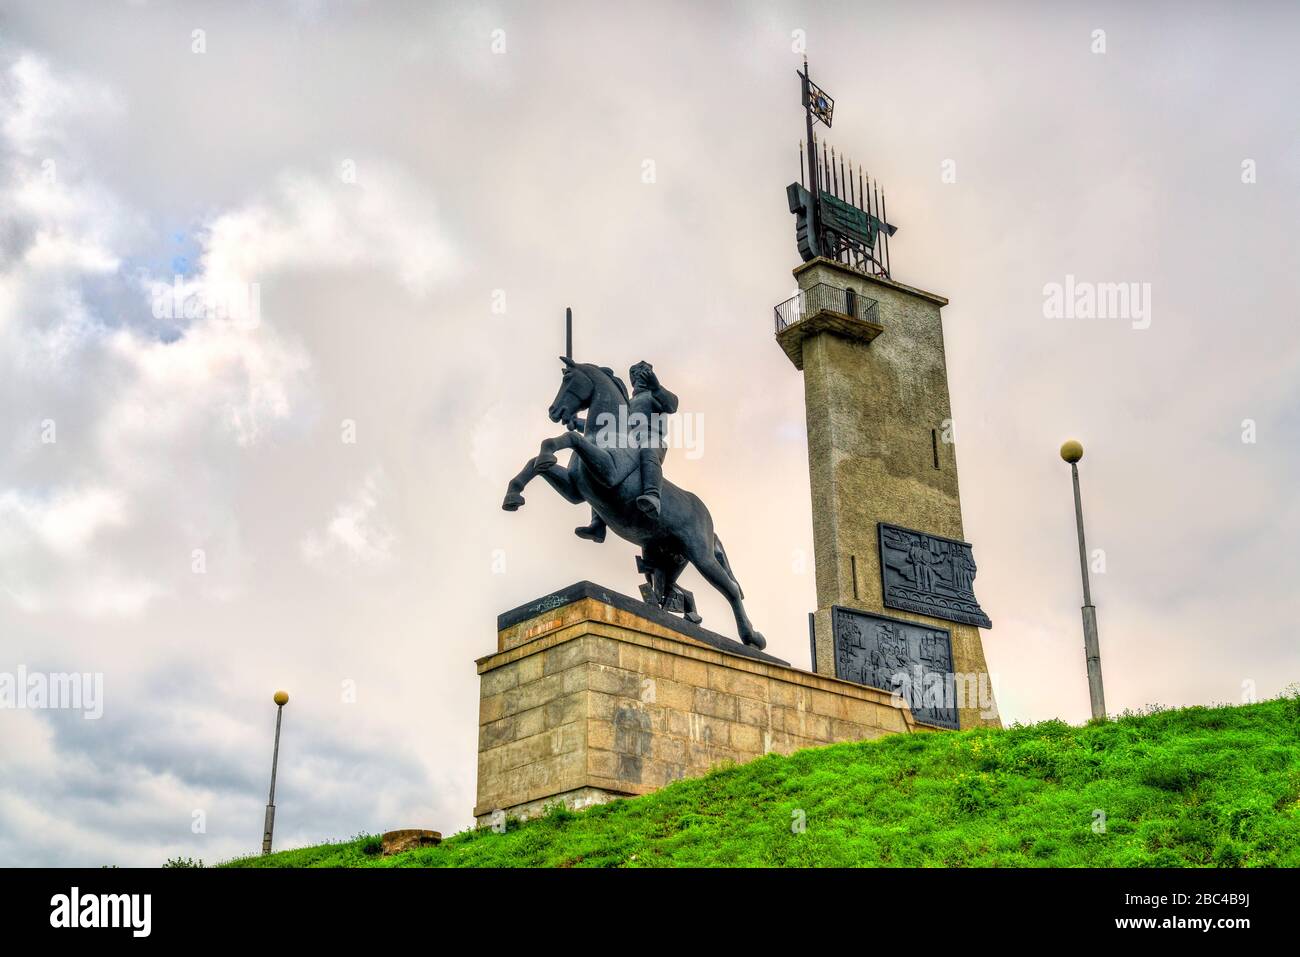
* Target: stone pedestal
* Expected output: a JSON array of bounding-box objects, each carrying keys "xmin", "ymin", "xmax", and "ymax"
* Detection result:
[{"xmin": 475, "ymin": 582, "xmax": 932, "ymax": 824}]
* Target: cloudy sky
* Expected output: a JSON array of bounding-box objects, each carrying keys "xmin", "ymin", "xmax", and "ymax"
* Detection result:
[{"xmin": 1, "ymin": 1, "xmax": 1297, "ymax": 866}]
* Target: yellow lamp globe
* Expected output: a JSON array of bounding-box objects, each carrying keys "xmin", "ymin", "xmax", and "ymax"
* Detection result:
[
  {"xmin": 1060, "ymin": 440, "xmax": 1084, "ymax": 464},
  {"xmin": 273, "ymin": 690, "xmax": 289, "ymax": 706}
]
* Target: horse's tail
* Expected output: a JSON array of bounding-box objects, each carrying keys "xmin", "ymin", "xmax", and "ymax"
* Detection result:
[{"xmin": 713, "ymin": 534, "xmax": 743, "ymax": 600}]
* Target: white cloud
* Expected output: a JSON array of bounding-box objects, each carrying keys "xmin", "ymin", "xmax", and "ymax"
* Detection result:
[
  {"xmin": 100, "ymin": 319, "xmax": 309, "ymax": 454},
  {"xmin": 0, "ymin": 486, "xmax": 126, "ymax": 557},
  {"xmin": 202, "ymin": 167, "xmax": 457, "ymax": 297},
  {"xmin": 301, "ymin": 468, "xmax": 396, "ymax": 572},
  {"xmin": 0, "ymin": 486, "xmax": 167, "ymax": 618},
  {"xmin": 0, "ymin": 48, "xmax": 311, "ymax": 619},
  {"xmin": 0, "ymin": 47, "xmax": 458, "ymax": 623},
  {"xmin": 0, "ymin": 53, "xmax": 119, "ymax": 158}
]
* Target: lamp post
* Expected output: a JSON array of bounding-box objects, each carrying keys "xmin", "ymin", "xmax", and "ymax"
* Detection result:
[
  {"xmin": 262, "ymin": 690, "xmax": 289, "ymax": 855},
  {"xmin": 1060, "ymin": 441, "xmax": 1106, "ymax": 720}
]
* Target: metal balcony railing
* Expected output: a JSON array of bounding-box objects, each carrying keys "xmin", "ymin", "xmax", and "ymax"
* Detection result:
[{"xmin": 773, "ymin": 282, "xmax": 880, "ymax": 335}]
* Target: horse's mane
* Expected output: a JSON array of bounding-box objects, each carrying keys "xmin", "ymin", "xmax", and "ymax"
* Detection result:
[{"xmin": 593, "ymin": 365, "xmax": 629, "ymax": 404}]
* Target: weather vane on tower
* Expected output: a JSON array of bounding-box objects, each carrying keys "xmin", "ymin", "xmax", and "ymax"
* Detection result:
[{"xmin": 788, "ymin": 56, "xmax": 897, "ymax": 277}]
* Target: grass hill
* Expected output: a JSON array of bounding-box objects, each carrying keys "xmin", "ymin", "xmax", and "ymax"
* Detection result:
[{"xmin": 224, "ymin": 695, "xmax": 1300, "ymax": 868}]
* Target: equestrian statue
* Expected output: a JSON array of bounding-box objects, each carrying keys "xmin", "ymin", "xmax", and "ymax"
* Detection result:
[{"xmin": 502, "ymin": 356, "xmax": 766, "ymax": 650}]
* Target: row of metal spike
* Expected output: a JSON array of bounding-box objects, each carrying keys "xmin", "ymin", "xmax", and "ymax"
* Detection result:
[{"xmin": 798, "ymin": 138, "xmax": 891, "ymax": 276}]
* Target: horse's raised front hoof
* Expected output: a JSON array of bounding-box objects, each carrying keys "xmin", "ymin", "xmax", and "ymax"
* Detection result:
[
  {"xmin": 534, "ymin": 452, "xmax": 558, "ymax": 472},
  {"xmin": 502, "ymin": 491, "xmax": 525, "ymax": 511},
  {"xmin": 743, "ymin": 631, "xmax": 767, "ymax": 651}
]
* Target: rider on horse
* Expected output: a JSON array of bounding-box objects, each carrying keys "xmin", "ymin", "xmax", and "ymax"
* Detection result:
[{"xmin": 575, "ymin": 360, "xmax": 678, "ymax": 542}]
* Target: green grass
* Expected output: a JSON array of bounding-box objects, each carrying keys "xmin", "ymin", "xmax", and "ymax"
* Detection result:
[{"xmin": 224, "ymin": 695, "xmax": 1300, "ymax": 868}]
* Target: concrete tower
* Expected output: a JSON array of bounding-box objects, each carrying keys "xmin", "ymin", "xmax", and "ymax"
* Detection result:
[{"xmin": 778, "ymin": 61, "xmax": 998, "ymax": 729}]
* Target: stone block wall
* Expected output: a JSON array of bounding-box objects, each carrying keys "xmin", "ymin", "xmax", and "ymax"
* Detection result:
[{"xmin": 475, "ymin": 592, "xmax": 927, "ymax": 824}]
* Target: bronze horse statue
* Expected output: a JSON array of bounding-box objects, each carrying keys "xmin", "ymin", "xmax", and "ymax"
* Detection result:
[{"xmin": 502, "ymin": 357, "xmax": 766, "ymax": 649}]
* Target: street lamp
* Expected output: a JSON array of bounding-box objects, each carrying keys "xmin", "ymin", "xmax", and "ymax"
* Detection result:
[
  {"xmin": 1060, "ymin": 440, "xmax": 1106, "ymax": 720},
  {"xmin": 262, "ymin": 690, "xmax": 289, "ymax": 855}
]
